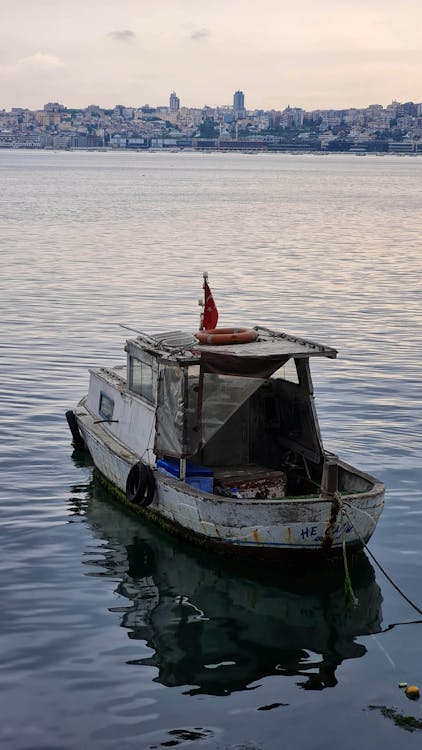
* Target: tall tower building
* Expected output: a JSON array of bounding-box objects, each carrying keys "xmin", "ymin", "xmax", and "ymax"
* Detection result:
[
  {"xmin": 169, "ymin": 91, "xmax": 180, "ymax": 113},
  {"xmin": 233, "ymin": 90, "xmax": 245, "ymax": 118}
]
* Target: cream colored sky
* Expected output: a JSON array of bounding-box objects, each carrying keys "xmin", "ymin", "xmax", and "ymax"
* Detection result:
[{"xmin": 1, "ymin": 0, "xmax": 421, "ymax": 110}]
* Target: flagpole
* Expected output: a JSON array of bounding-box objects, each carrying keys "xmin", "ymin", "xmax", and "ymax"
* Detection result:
[
  {"xmin": 199, "ymin": 271, "xmax": 208, "ymax": 331},
  {"xmin": 200, "ymin": 271, "xmax": 219, "ymax": 331}
]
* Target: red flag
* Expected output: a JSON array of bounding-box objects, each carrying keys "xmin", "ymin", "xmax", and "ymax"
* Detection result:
[{"xmin": 203, "ymin": 281, "xmax": 219, "ymax": 330}]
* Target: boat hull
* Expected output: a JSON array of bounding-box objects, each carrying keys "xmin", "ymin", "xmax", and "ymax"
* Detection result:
[{"xmin": 74, "ymin": 405, "xmax": 384, "ymax": 559}]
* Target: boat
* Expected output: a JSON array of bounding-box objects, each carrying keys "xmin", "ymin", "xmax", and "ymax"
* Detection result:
[{"xmin": 66, "ymin": 274, "xmax": 385, "ymax": 558}]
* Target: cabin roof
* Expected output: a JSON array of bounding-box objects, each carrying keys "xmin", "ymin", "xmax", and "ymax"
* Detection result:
[{"xmin": 129, "ymin": 326, "xmax": 337, "ymax": 365}]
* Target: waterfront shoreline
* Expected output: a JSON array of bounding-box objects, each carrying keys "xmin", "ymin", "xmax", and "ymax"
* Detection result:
[{"xmin": 1, "ymin": 146, "xmax": 422, "ymax": 156}]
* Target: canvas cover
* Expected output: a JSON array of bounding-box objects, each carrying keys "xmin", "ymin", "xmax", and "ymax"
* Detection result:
[
  {"xmin": 154, "ymin": 365, "xmax": 185, "ymax": 457},
  {"xmin": 154, "ymin": 354, "xmax": 322, "ymax": 461},
  {"xmin": 199, "ymin": 351, "xmax": 290, "ymax": 378},
  {"xmin": 154, "ymin": 363, "xmax": 267, "ymax": 458}
]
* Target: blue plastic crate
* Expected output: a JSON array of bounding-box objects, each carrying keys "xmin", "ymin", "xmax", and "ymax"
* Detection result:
[
  {"xmin": 157, "ymin": 458, "xmax": 213, "ymax": 493},
  {"xmin": 186, "ymin": 475, "xmax": 214, "ymax": 493},
  {"xmin": 156, "ymin": 458, "xmax": 213, "ymax": 477}
]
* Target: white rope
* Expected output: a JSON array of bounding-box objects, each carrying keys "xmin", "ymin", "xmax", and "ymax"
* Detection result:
[
  {"xmin": 371, "ymin": 633, "xmax": 396, "ymax": 669},
  {"xmin": 140, "ymin": 414, "xmax": 156, "ymax": 465},
  {"xmin": 342, "ymin": 499, "xmax": 378, "ymax": 530}
]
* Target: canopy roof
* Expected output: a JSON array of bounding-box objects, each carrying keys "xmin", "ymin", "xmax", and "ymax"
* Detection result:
[{"xmin": 128, "ymin": 326, "xmax": 337, "ymax": 369}]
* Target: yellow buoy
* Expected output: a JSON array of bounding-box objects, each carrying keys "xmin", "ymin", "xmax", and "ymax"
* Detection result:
[{"xmin": 405, "ymin": 685, "xmax": 420, "ymax": 699}]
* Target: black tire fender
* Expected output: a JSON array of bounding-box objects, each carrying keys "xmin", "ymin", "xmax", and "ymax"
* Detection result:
[
  {"xmin": 126, "ymin": 462, "xmax": 156, "ymax": 507},
  {"xmin": 65, "ymin": 410, "xmax": 85, "ymax": 450}
]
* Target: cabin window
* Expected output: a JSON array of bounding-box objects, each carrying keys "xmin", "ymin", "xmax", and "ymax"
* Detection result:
[
  {"xmin": 129, "ymin": 357, "xmax": 154, "ymax": 402},
  {"xmin": 271, "ymin": 358, "xmax": 299, "ymax": 384},
  {"xmin": 99, "ymin": 392, "xmax": 114, "ymax": 420}
]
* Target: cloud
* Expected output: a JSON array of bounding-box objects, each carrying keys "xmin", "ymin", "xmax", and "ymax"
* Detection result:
[
  {"xmin": 0, "ymin": 52, "xmax": 65, "ymax": 74},
  {"xmin": 189, "ymin": 28, "xmax": 210, "ymax": 41},
  {"xmin": 108, "ymin": 30, "xmax": 136, "ymax": 42},
  {"xmin": 18, "ymin": 52, "xmax": 64, "ymax": 69}
]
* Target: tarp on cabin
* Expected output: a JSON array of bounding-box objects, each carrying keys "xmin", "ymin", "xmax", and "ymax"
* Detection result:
[
  {"xmin": 154, "ymin": 365, "xmax": 186, "ymax": 457},
  {"xmin": 154, "ymin": 353, "xmax": 323, "ymax": 461},
  {"xmin": 154, "ymin": 362, "xmax": 271, "ymax": 458},
  {"xmin": 199, "ymin": 351, "xmax": 290, "ymax": 379}
]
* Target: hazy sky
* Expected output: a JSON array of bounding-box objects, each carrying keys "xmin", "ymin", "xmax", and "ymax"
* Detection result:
[{"xmin": 2, "ymin": 0, "xmax": 422, "ymax": 111}]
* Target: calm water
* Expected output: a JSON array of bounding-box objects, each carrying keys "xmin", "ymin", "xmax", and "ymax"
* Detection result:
[{"xmin": 1, "ymin": 150, "xmax": 422, "ymax": 749}]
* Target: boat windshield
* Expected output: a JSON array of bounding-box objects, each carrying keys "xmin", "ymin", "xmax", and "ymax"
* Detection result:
[{"xmin": 201, "ymin": 373, "xmax": 264, "ymax": 444}]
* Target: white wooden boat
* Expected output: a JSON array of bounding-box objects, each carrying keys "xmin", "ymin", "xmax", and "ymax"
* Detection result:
[{"xmin": 66, "ymin": 279, "xmax": 385, "ymax": 559}]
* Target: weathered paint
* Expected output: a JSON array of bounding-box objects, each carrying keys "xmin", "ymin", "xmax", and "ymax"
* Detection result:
[
  {"xmin": 76, "ymin": 405, "xmax": 384, "ymax": 556},
  {"xmin": 86, "ymin": 369, "xmax": 156, "ymax": 462}
]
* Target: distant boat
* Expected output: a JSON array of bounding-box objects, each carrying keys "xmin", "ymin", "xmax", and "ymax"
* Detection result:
[{"xmin": 66, "ymin": 276, "xmax": 385, "ymax": 559}]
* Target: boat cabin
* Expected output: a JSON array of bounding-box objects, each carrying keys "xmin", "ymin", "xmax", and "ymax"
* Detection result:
[{"xmin": 87, "ymin": 326, "xmax": 347, "ymax": 499}]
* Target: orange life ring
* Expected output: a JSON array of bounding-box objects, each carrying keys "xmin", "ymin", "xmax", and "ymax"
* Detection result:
[{"xmin": 195, "ymin": 327, "xmax": 258, "ymax": 345}]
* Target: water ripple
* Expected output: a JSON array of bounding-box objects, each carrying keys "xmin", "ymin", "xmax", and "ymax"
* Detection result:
[{"xmin": 1, "ymin": 150, "xmax": 421, "ymax": 750}]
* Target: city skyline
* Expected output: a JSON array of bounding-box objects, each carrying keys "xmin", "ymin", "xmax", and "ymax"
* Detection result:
[
  {"xmin": 2, "ymin": 94, "xmax": 421, "ymax": 155},
  {"xmin": 3, "ymin": 92, "xmax": 422, "ymax": 116},
  {"xmin": 2, "ymin": 0, "xmax": 422, "ymax": 111}
]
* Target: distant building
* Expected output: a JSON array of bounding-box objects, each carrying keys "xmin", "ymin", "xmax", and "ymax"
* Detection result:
[
  {"xmin": 233, "ymin": 90, "xmax": 245, "ymax": 118},
  {"xmin": 0, "ymin": 132, "xmax": 17, "ymax": 147},
  {"xmin": 169, "ymin": 91, "xmax": 180, "ymax": 113},
  {"xmin": 35, "ymin": 111, "xmax": 62, "ymax": 127},
  {"xmin": 281, "ymin": 106, "xmax": 304, "ymax": 128},
  {"xmin": 44, "ymin": 102, "xmax": 65, "ymax": 112},
  {"xmin": 388, "ymin": 140, "xmax": 415, "ymax": 154},
  {"xmin": 52, "ymin": 134, "xmax": 71, "ymax": 148}
]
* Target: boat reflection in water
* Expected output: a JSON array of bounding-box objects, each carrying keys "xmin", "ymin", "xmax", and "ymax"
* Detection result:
[{"xmin": 71, "ymin": 475, "xmax": 383, "ymax": 696}]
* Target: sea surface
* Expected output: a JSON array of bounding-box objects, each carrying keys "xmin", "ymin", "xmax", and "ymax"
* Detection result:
[{"xmin": 1, "ymin": 149, "xmax": 421, "ymax": 749}]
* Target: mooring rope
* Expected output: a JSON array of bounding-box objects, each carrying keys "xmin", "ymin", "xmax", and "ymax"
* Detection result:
[
  {"xmin": 341, "ymin": 503, "xmax": 422, "ymax": 617},
  {"xmin": 340, "ymin": 507, "xmax": 359, "ymax": 607}
]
